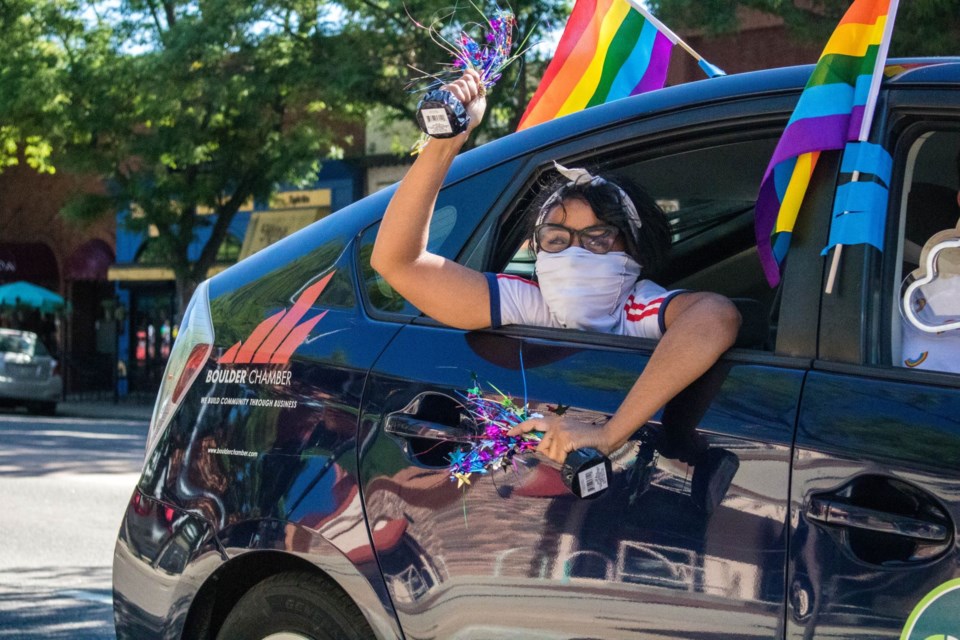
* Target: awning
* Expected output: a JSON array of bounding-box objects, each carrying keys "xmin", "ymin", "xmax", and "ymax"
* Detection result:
[
  {"xmin": 0, "ymin": 243, "xmax": 59, "ymax": 289},
  {"xmin": 107, "ymin": 264, "xmax": 229, "ymax": 282},
  {"xmin": 0, "ymin": 281, "xmax": 65, "ymax": 311},
  {"xmin": 238, "ymin": 207, "xmax": 328, "ymax": 260},
  {"xmin": 66, "ymin": 239, "xmax": 114, "ymax": 281}
]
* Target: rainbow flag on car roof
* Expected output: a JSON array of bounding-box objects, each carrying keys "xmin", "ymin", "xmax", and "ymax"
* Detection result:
[
  {"xmin": 754, "ymin": 0, "xmax": 897, "ymax": 287},
  {"xmin": 517, "ymin": 0, "xmax": 676, "ymax": 131}
]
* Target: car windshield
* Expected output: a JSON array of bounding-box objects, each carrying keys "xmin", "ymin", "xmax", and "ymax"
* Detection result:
[{"xmin": 0, "ymin": 332, "xmax": 37, "ymax": 356}]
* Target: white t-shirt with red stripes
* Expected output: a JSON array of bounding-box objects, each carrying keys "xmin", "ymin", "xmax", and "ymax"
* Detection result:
[{"xmin": 485, "ymin": 272, "xmax": 684, "ymax": 339}]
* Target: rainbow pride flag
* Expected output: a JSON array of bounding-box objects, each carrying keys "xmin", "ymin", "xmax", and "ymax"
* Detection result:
[
  {"xmin": 754, "ymin": 0, "xmax": 898, "ymax": 287},
  {"xmin": 517, "ymin": 0, "xmax": 674, "ymax": 131}
]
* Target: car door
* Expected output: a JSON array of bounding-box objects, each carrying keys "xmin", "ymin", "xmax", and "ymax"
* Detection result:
[
  {"xmin": 358, "ymin": 94, "xmax": 826, "ymax": 639},
  {"xmin": 788, "ymin": 76, "xmax": 960, "ymax": 639}
]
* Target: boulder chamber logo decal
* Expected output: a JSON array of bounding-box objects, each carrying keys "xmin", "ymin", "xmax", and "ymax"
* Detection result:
[
  {"xmin": 201, "ymin": 271, "xmax": 334, "ymax": 406},
  {"xmin": 900, "ymin": 578, "xmax": 960, "ymax": 640},
  {"xmin": 201, "ymin": 272, "xmax": 336, "ymax": 447},
  {"xmin": 218, "ymin": 271, "xmax": 334, "ymax": 366}
]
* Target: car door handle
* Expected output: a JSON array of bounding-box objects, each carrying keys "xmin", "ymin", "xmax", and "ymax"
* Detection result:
[
  {"xmin": 384, "ymin": 415, "xmax": 476, "ymax": 444},
  {"xmin": 806, "ymin": 497, "xmax": 949, "ymax": 542}
]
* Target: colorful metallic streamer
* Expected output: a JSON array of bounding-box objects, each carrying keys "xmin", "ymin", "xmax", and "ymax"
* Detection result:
[
  {"xmin": 447, "ymin": 382, "xmax": 542, "ymax": 486},
  {"xmin": 407, "ymin": 4, "xmax": 525, "ymax": 94}
]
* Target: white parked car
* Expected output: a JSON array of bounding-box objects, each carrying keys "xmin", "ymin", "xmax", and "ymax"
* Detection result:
[{"xmin": 0, "ymin": 328, "xmax": 62, "ymax": 415}]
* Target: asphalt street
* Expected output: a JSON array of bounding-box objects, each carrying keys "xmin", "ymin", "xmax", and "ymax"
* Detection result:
[{"xmin": 0, "ymin": 407, "xmax": 148, "ymax": 640}]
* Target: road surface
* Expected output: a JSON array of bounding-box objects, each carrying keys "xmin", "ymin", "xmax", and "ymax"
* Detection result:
[{"xmin": 0, "ymin": 409, "xmax": 147, "ymax": 639}]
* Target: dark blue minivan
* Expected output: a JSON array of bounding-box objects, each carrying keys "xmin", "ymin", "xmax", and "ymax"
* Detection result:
[{"xmin": 114, "ymin": 60, "xmax": 960, "ymax": 639}]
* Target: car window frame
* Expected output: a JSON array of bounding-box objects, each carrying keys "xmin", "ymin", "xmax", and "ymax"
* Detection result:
[
  {"xmin": 354, "ymin": 158, "xmax": 526, "ymax": 323},
  {"xmin": 358, "ymin": 88, "xmax": 826, "ymax": 367},
  {"xmin": 815, "ymin": 86, "xmax": 960, "ymax": 389},
  {"xmin": 455, "ymin": 90, "xmax": 822, "ymax": 363}
]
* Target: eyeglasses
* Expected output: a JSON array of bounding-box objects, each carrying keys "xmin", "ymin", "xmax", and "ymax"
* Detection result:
[{"xmin": 534, "ymin": 223, "xmax": 621, "ymax": 255}]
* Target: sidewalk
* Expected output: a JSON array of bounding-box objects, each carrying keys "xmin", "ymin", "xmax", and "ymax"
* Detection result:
[{"xmin": 57, "ymin": 398, "xmax": 154, "ymax": 422}]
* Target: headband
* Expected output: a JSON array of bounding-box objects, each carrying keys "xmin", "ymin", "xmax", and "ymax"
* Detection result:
[{"xmin": 536, "ymin": 163, "xmax": 643, "ymax": 244}]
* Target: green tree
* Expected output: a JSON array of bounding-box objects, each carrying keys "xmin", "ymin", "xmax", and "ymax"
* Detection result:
[
  {"xmin": 45, "ymin": 0, "xmax": 369, "ymax": 313},
  {"xmin": 0, "ymin": 0, "xmax": 66, "ymax": 173},
  {"xmin": 649, "ymin": 0, "xmax": 960, "ymax": 56},
  {"xmin": 1, "ymin": 0, "xmax": 566, "ymax": 314}
]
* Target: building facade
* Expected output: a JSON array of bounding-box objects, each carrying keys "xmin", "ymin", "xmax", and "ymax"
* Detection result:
[
  {"xmin": 107, "ymin": 160, "xmax": 363, "ymax": 395},
  {"xmin": 0, "ymin": 164, "xmax": 116, "ymax": 395},
  {"xmin": 670, "ymin": 9, "xmax": 822, "ymax": 85}
]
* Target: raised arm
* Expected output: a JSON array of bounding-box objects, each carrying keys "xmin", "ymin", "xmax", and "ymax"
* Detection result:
[
  {"xmin": 510, "ymin": 291, "xmax": 741, "ymax": 462},
  {"xmin": 370, "ymin": 70, "xmax": 492, "ymax": 330}
]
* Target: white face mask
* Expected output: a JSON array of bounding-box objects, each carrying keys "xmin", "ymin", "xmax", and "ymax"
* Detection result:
[{"xmin": 535, "ymin": 247, "xmax": 642, "ymax": 331}]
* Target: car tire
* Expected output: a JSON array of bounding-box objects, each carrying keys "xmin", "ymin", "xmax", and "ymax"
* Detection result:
[
  {"xmin": 214, "ymin": 571, "xmax": 371, "ymax": 640},
  {"xmin": 27, "ymin": 402, "xmax": 56, "ymax": 416}
]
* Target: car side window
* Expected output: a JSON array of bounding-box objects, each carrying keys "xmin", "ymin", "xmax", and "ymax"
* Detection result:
[
  {"xmin": 890, "ymin": 129, "xmax": 960, "ymax": 374},
  {"xmin": 358, "ymin": 205, "xmax": 460, "ymax": 317},
  {"xmin": 497, "ymin": 134, "xmax": 782, "ymax": 350},
  {"xmin": 357, "ymin": 158, "xmax": 522, "ymax": 319}
]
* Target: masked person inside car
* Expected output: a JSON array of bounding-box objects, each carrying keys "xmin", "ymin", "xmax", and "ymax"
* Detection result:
[{"xmin": 371, "ymin": 70, "xmax": 742, "ymax": 464}]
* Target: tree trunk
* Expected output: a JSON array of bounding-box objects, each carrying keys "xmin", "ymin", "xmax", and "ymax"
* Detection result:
[
  {"xmin": 174, "ymin": 274, "xmax": 200, "ymax": 324},
  {"xmin": 174, "ymin": 274, "xmax": 198, "ymax": 323},
  {"xmin": 169, "ymin": 184, "xmax": 252, "ymax": 320}
]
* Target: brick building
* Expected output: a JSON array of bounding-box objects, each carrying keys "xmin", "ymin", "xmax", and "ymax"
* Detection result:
[
  {"xmin": 0, "ymin": 164, "xmax": 116, "ymax": 393},
  {"xmin": 670, "ymin": 9, "xmax": 822, "ymax": 84}
]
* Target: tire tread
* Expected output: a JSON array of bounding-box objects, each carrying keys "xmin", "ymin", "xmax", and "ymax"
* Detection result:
[{"xmin": 214, "ymin": 570, "xmax": 371, "ymax": 640}]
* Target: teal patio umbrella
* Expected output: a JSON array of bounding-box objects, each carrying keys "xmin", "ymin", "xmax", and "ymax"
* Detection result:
[{"xmin": 0, "ymin": 281, "xmax": 66, "ymax": 313}]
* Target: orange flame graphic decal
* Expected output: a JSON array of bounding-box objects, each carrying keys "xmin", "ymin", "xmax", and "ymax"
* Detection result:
[{"xmin": 219, "ymin": 271, "xmax": 334, "ymax": 365}]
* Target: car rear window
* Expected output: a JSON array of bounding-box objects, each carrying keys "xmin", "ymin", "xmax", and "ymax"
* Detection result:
[{"xmin": 0, "ymin": 332, "xmax": 39, "ymax": 356}]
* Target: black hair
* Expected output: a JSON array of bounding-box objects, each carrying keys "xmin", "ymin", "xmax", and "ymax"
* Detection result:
[{"xmin": 526, "ymin": 169, "xmax": 672, "ymax": 277}]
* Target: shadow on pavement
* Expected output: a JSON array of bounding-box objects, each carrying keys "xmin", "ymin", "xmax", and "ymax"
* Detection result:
[
  {"xmin": 0, "ymin": 567, "xmax": 114, "ymax": 640},
  {"xmin": 0, "ymin": 415, "xmax": 146, "ymax": 477}
]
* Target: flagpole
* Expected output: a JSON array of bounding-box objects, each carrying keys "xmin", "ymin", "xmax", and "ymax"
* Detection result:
[
  {"xmin": 825, "ymin": 0, "xmax": 900, "ymax": 294},
  {"xmin": 622, "ymin": 0, "xmax": 725, "ymax": 77}
]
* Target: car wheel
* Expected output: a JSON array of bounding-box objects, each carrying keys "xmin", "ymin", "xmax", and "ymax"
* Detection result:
[
  {"xmin": 27, "ymin": 402, "xmax": 56, "ymax": 416},
  {"xmin": 215, "ymin": 571, "xmax": 371, "ymax": 640}
]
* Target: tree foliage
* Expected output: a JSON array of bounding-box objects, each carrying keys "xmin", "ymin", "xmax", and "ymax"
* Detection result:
[
  {"xmin": 649, "ymin": 0, "xmax": 960, "ymax": 56},
  {"xmin": 0, "ymin": 0, "xmax": 70, "ymax": 173},
  {"xmin": 0, "ymin": 0, "xmax": 567, "ymax": 313}
]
